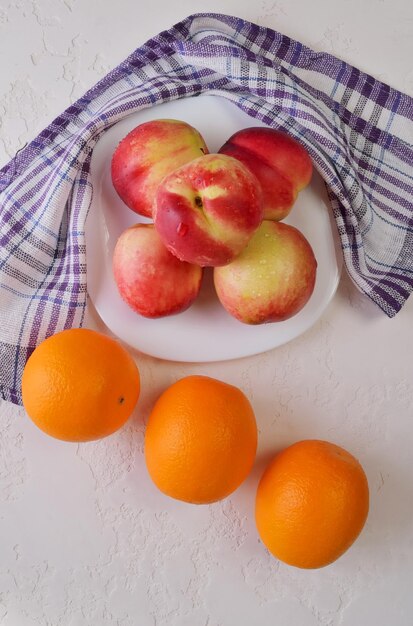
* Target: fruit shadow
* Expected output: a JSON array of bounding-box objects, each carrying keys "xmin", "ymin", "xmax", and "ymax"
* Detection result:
[
  {"xmin": 194, "ymin": 267, "xmax": 218, "ymax": 313},
  {"xmin": 353, "ymin": 448, "xmax": 413, "ymax": 556},
  {"xmin": 334, "ymin": 271, "xmax": 384, "ymax": 321},
  {"xmin": 249, "ymin": 446, "xmax": 283, "ymax": 487}
]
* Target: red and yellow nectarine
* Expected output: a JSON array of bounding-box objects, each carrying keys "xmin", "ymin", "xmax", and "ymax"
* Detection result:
[
  {"xmin": 113, "ymin": 224, "xmax": 203, "ymax": 318},
  {"xmin": 111, "ymin": 119, "xmax": 208, "ymax": 218},
  {"xmin": 219, "ymin": 127, "xmax": 312, "ymax": 221},
  {"xmin": 154, "ymin": 153, "xmax": 263, "ymax": 267},
  {"xmin": 214, "ymin": 221, "xmax": 317, "ymax": 324}
]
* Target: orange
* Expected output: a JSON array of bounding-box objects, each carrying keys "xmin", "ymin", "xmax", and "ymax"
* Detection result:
[
  {"xmin": 144, "ymin": 375, "xmax": 257, "ymax": 504},
  {"xmin": 255, "ymin": 440, "xmax": 369, "ymax": 569},
  {"xmin": 22, "ymin": 328, "xmax": 140, "ymax": 442}
]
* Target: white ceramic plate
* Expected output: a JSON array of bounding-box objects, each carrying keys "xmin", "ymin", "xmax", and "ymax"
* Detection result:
[{"xmin": 86, "ymin": 95, "xmax": 342, "ymax": 362}]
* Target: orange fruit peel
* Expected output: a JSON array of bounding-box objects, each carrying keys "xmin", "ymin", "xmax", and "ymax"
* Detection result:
[
  {"xmin": 255, "ymin": 439, "xmax": 369, "ymax": 568},
  {"xmin": 145, "ymin": 375, "xmax": 257, "ymax": 504},
  {"xmin": 22, "ymin": 328, "xmax": 140, "ymax": 442}
]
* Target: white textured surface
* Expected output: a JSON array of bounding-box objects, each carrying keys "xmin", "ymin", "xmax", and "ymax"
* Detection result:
[{"xmin": 1, "ymin": 1, "xmax": 413, "ymax": 624}]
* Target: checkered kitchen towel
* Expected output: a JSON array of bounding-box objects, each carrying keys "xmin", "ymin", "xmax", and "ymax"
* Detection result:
[{"xmin": 1, "ymin": 13, "xmax": 413, "ymax": 404}]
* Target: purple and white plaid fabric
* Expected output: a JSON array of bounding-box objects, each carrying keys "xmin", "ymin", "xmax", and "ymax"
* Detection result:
[{"xmin": 1, "ymin": 13, "xmax": 413, "ymax": 405}]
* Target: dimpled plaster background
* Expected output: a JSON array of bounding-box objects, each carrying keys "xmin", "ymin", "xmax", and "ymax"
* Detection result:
[{"xmin": 1, "ymin": 1, "xmax": 413, "ymax": 625}]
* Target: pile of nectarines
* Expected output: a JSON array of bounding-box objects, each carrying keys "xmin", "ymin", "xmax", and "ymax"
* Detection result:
[{"xmin": 111, "ymin": 119, "xmax": 317, "ymax": 324}]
